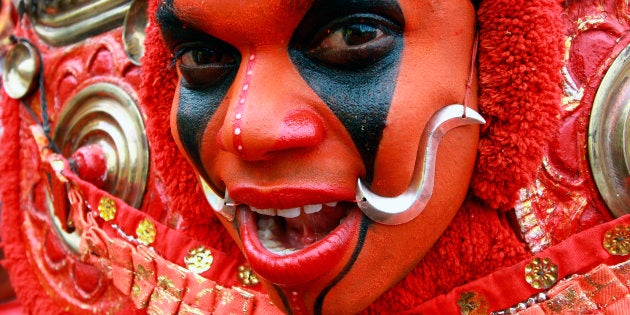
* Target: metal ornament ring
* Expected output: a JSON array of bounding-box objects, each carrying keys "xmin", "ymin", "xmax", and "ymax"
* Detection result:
[
  {"xmin": 200, "ymin": 177, "xmax": 237, "ymax": 221},
  {"xmin": 122, "ymin": 0, "xmax": 148, "ymax": 66},
  {"xmin": 2, "ymin": 41, "xmax": 40, "ymax": 99},
  {"xmin": 356, "ymin": 105, "xmax": 485, "ymax": 225}
]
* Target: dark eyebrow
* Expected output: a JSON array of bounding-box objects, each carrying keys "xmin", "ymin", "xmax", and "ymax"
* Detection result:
[
  {"xmin": 156, "ymin": 0, "xmax": 214, "ymax": 50},
  {"xmin": 156, "ymin": 0, "xmax": 180, "ymax": 30},
  {"xmin": 291, "ymin": 0, "xmax": 404, "ymax": 50},
  {"xmin": 303, "ymin": 0, "xmax": 404, "ymax": 29}
]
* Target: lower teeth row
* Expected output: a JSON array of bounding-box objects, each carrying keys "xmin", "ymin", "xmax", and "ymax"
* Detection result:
[{"xmin": 257, "ymin": 217, "xmax": 298, "ymax": 256}]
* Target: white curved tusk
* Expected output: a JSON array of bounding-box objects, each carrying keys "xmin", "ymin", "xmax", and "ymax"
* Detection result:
[
  {"xmin": 356, "ymin": 104, "xmax": 485, "ymax": 225},
  {"xmin": 199, "ymin": 176, "xmax": 237, "ymax": 221}
]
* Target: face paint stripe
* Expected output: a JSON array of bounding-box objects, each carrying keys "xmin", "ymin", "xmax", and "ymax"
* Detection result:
[
  {"xmin": 313, "ymin": 215, "xmax": 371, "ymax": 314},
  {"xmin": 176, "ymin": 72, "xmax": 238, "ymax": 177},
  {"xmin": 288, "ymin": 0, "xmax": 404, "ymax": 183},
  {"xmin": 271, "ymin": 284, "xmax": 294, "ymax": 315},
  {"xmin": 232, "ymin": 53, "xmax": 256, "ymax": 155}
]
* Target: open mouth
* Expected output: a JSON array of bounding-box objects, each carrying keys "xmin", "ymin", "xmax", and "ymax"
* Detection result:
[
  {"xmin": 239, "ymin": 200, "xmax": 362, "ymax": 286},
  {"xmin": 254, "ymin": 202, "xmax": 354, "ymax": 255}
]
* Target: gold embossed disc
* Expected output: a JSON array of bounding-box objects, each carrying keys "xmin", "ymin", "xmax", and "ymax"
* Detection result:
[
  {"xmin": 589, "ymin": 43, "xmax": 630, "ymax": 217},
  {"xmin": 53, "ymin": 83, "xmax": 149, "ymax": 209}
]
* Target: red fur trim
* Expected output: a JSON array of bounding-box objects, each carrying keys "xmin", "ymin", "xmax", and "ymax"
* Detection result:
[
  {"xmin": 364, "ymin": 198, "xmax": 529, "ymax": 313},
  {"xmin": 472, "ymin": 0, "xmax": 565, "ymax": 210}
]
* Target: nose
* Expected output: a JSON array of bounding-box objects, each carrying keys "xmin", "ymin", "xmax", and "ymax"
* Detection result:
[{"xmin": 217, "ymin": 50, "xmax": 325, "ymax": 160}]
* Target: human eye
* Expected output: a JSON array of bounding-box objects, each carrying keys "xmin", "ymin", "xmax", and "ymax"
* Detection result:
[
  {"xmin": 305, "ymin": 14, "xmax": 401, "ymax": 69},
  {"xmin": 173, "ymin": 42, "xmax": 240, "ymax": 88}
]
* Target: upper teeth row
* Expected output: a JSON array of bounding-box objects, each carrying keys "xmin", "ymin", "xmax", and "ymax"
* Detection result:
[{"xmin": 251, "ymin": 202, "xmax": 338, "ymax": 218}]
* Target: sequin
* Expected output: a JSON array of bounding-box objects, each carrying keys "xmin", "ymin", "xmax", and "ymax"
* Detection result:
[
  {"xmin": 525, "ymin": 257, "xmax": 558, "ymax": 289},
  {"xmin": 136, "ymin": 219, "xmax": 156, "ymax": 245},
  {"xmin": 603, "ymin": 224, "xmax": 630, "ymax": 256},
  {"xmin": 98, "ymin": 196, "xmax": 117, "ymax": 221},
  {"xmin": 457, "ymin": 291, "xmax": 489, "ymax": 315},
  {"xmin": 184, "ymin": 246, "xmax": 213, "ymax": 274},
  {"xmin": 237, "ymin": 265, "xmax": 260, "ymax": 286}
]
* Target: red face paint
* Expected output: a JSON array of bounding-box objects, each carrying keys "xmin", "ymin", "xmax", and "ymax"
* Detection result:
[{"xmin": 158, "ymin": 0, "xmax": 479, "ymax": 313}]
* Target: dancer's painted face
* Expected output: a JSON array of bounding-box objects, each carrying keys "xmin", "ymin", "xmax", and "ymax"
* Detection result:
[{"xmin": 158, "ymin": 0, "xmax": 479, "ymax": 313}]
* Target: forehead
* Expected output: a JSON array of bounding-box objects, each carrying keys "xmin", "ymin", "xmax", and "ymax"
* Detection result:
[
  {"xmin": 169, "ymin": 0, "xmax": 314, "ymax": 43},
  {"xmin": 165, "ymin": 0, "xmax": 407, "ymax": 45}
]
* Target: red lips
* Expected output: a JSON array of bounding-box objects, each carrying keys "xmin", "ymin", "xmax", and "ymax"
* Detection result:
[{"xmin": 238, "ymin": 204, "xmax": 362, "ymax": 286}]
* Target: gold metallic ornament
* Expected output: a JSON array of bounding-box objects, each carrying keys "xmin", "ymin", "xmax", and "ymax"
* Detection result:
[
  {"xmin": 237, "ymin": 265, "xmax": 260, "ymax": 287},
  {"xmin": 603, "ymin": 224, "xmax": 630, "ymax": 256},
  {"xmin": 136, "ymin": 219, "xmax": 156, "ymax": 246},
  {"xmin": 122, "ymin": 0, "xmax": 147, "ymax": 65},
  {"xmin": 457, "ymin": 291, "xmax": 489, "ymax": 315},
  {"xmin": 525, "ymin": 257, "xmax": 558, "ymax": 289},
  {"xmin": 53, "ymin": 83, "xmax": 149, "ymax": 209},
  {"xmin": 589, "ymin": 43, "xmax": 630, "ymax": 218},
  {"xmin": 184, "ymin": 247, "xmax": 213, "ymax": 274},
  {"xmin": 2, "ymin": 41, "xmax": 40, "ymax": 99},
  {"xmin": 27, "ymin": 0, "xmax": 132, "ymax": 46},
  {"xmin": 98, "ymin": 197, "xmax": 116, "ymax": 221}
]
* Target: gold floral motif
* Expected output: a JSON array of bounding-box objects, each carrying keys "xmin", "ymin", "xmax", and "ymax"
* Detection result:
[
  {"xmin": 525, "ymin": 257, "xmax": 558, "ymax": 289},
  {"xmin": 603, "ymin": 225, "xmax": 630, "ymax": 256},
  {"xmin": 135, "ymin": 264, "xmax": 154, "ymax": 281},
  {"xmin": 217, "ymin": 286, "xmax": 234, "ymax": 306},
  {"xmin": 98, "ymin": 196, "xmax": 117, "ymax": 221},
  {"xmin": 457, "ymin": 291, "xmax": 489, "ymax": 315},
  {"xmin": 184, "ymin": 246, "xmax": 213, "ymax": 274},
  {"xmin": 157, "ymin": 275, "xmax": 184, "ymax": 299},
  {"xmin": 237, "ymin": 265, "xmax": 260, "ymax": 286},
  {"xmin": 136, "ymin": 218, "xmax": 156, "ymax": 245}
]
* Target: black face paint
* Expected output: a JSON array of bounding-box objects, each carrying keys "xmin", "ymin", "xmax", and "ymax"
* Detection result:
[
  {"xmin": 158, "ymin": 0, "xmax": 403, "ymax": 182},
  {"xmin": 157, "ymin": 1, "xmax": 241, "ymax": 175},
  {"xmin": 175, "ymin": 79, "xmax": 236, "ymax": 174},
  {"xmin": 289, "ymin": 0, "xmax": 404, "ymax": 182}
]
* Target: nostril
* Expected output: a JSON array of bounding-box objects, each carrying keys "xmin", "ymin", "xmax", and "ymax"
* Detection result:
[{"xmin": 273, "ymin": 109, "xmax": 324, "ymax": 151}]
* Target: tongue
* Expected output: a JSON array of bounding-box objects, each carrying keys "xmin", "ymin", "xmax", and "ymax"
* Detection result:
[{"xmin": 283, "ymin": 203, "xmax": 350, "ymax": 248}]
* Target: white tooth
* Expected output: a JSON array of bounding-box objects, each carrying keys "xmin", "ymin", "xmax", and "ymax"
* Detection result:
[
  {"xmin": 262, "ymin": 239, "xmax": 281, "ymax": 249},
  {"xmin": 324, "ymin": 201, "xmax": 338, "ymax": 207},
  {"xmin": 281, "ymin": 249, "xmax": 296, "ymax": 255},
  {"xmin": 257, "ymin": 217, "xmax": 275, "ymax": 229},
  {"xmin": 258, "ymin": 228, "xmax": 272, "ymax": 240},
  {"xmin": 277, "ymin": 207, "xmax": 301, "ymax": 218},
  {"xmin": 252, "ymin": 207, "xmax": 276, "ymax": 216},
  {"xmin": 303, "ymin": 204, "xmax": 323, "ymax": 214}
]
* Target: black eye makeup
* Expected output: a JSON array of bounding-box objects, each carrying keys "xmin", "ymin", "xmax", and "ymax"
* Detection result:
[
  {"xmin": 171, "ymin": 41, "xmax": 241, "ymax": 89},
  {"xmin": 290, "ymin": 0, "xmax": 404, "ymax": 71},
  {"xmin": 288, "ymin": 0, "xmax": 405, "ymax": 182},
  {"xmin": 305, "ymin": 13, "xmax": 402, "ymax": 69}
]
